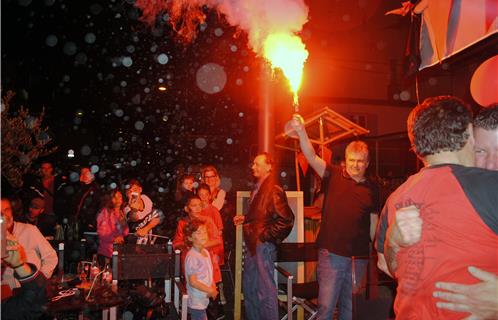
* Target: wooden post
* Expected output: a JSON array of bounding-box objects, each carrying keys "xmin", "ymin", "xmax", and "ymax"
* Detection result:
[{"xmin": 234, "ymin": 192, "xmax": 247, "ymax": 320}]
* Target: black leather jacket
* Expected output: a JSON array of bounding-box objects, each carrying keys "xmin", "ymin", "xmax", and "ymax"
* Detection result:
[{"xmin": 243, "ymin": 176, "xmax": 294, "ymax": 255}]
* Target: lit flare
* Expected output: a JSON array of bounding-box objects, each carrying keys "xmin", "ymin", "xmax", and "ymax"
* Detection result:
[{"xmin": 263, "ymin": 33, "xmax": 308, "ymax": 106}]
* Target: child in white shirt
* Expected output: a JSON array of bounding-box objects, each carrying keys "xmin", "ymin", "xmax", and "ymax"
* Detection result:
[{"xmin": 184, "ymin": 219, "xmax": 218, "ymax": 320}]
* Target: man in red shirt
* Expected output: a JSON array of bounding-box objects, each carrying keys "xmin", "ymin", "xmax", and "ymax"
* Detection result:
[{"xmin": 376, "ymin": 96, "xmax": 498, "ymax": 319}]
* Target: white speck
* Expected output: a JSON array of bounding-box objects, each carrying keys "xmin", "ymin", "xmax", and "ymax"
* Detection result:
[
  {"xmin": 157, "ymin": 53, "xmax": 169, "ymax": 65},
  {"xmin": 114, "ymin": 109, "xmax": 124, "ymax": 117},
  {"xmin": 45, "ymin": 34, "xmax": 58, "ymax": 47},
  {"xmin": 214, "ymin": 28, "xmax": 223, "ymax": 37},
  {"xmin": 230, "ymin": 45, "xmax": 238, "ymax": 52},
  {"xmin": 90, "ymin": 165, "xmax": 99, "ymax": 173},
  {"xmin": 400, "ymin": 90, "xmax": 411, "ymax": 101},
  {"xmin": 243, "ymin": 66, "xmax": 249, "ymax": 72},
  {"xmin": 196, "ymin": 63, "xmax": 227, "ymax": 94},
  {"xmin": 238, "ymin": 112, "xmax": 244, "ymax": 117},
  {"xmin": 110, "ymin": 182, "xmax": 117, "ymax": 189},
  {"xmin": 84, "ymin": 33, "xmax": 96, "ymax": 44},
  {"xmin": 63, "ymin": 42, "xmax": 77, "ymax": 56},
  {"xmin": 195, "ymin": 138, "xmax": 207, "ymax": 149},
  {"xmin": 226, "ymin": 138, "xmax": 233, "ymax": 144},
  {"xmin": 162, "ymin": 115, "xmax": 168, "ymax": 122},
  {"xmin": 69, "ymin": 172, "xmax": 79, "ymax": 182},
  {"xmin": 122, "ymin": 57, "xmax": 133, "ymax": 67},
  {"xmin": 280, "ymin": 171, "xmax": 287, "ymax": 178},
  {"xmin": 134, "ymin": 121, "xmax": 145, "ymax": 130},
  {"xmin": 131, "ymin": 160, "xmax": 137, "ymax": 166},
  {"xmin": 81, "ymin": 145, "xmax": 91, "ymax": 156}
]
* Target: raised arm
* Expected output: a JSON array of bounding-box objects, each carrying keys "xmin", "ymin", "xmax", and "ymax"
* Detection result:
[{"xmin": 290, "ymin": 114, "xmax": 326, "ymax": 178}]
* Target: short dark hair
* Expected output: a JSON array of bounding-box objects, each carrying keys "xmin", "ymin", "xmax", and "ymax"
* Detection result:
[
  {"xmin": 474, "ymin": 104, "xmax": 498, "ymax": 131},
  {"xmin": 183, "ymin": 219, "xmax": 206, "ymax": 247},
  {"xmin": 185, "ymin": 194, "xmax": 201, "ymax": 207},
  {"xmin": 407, "ymin": 96, "xmax": 473, "ymax": 157},
  {"xmin": 127, "ymin": 178, "xmax": 142, "ymax": 188},
  {"xmin": 197, "ymin": 183, "xmax": 211, "ymax": 194},
  {"xmin": 101, "ymin": 190, "xmax": 123, "ymax": 210}
]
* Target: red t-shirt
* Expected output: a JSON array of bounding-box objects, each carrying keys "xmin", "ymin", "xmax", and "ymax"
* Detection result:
[
  {"xmin": 201, "ymin": 204, "xmax": 224, "ymax": 265},
  {"xmin": 384, "ymin": 165, "xmax": 498, "ymax": 319}
]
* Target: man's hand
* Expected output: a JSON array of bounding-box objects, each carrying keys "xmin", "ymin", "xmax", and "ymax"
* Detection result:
[
  {"xmin": 233, "ymin": 215, "xmax": 245, "ymax": 226},
  {"xmin": 207, "ymin": 284, "xmax": 219, "ymax": 299},
  {"xmin": 136, "ymin": 228, "xmax": 149, "ymax": 237},
  {"xmin": 289, "ymin": 114, "xmax": 306, "ymax": 135},
  {"xmin": 433, "ymin": 266, "xmax": 498, "ymax": 320},
  {"xmin": 389, "ymin": 205, "xmax": 422, "ymax": 248}
]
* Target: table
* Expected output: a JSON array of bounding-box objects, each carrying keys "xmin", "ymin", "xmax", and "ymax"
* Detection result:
[{"xmin": 46, "ymin": 284, "xmax": 123, "ymax": 320}]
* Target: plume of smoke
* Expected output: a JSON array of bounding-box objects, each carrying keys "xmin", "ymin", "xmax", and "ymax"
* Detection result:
[{"xmin": 134, "ymin": 0, "xmax": 309, "ymax": 56}]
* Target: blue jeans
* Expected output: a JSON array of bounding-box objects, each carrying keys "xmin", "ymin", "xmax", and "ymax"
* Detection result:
[
  {"xmin": 189, "ymin": 307, "xmax": 207, "ymax": 320},
  {"xmin": 243, "ymin": 242, "xmax": 279, "ymax": 320},
  {"xmin": 317, "ymin": 250, "xmax": 368, "ymax": 320}
]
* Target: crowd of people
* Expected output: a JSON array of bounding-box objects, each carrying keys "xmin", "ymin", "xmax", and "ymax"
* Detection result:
[{"xmin": 1, "ymin": 98, "xmax": 497, "ymax": 320}]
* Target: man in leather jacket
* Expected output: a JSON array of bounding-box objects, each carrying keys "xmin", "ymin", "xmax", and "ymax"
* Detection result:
[{"xmin": 234, "ymin": 152, "xmax": 294, "ymax": 320}]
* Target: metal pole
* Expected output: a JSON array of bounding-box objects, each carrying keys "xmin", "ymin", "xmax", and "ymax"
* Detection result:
[{"xmin": 258, "ymin": 63, "xmax": 274, "ymax": 154}]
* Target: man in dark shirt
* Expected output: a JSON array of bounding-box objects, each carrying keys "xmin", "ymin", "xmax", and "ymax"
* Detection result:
[
  {"xmin": 290, "ymin": 116, "xmax": 380, "ymax": 320},
  {"xmin": 17, "ymin": 197, "xmax": 56, "ymax": 238}
]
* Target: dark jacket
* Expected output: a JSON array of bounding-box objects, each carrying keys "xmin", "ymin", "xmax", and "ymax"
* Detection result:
[
  {"xmin": 243, "ymin": 176, "xmax": 294, "ymax": 255},
  {"xmin": 72, "ymin": 181, "xmax": 101, "ymax": 235},
  {"xmin": 1, "ymin": 265, "xmax": 47, "ymax": 320}
]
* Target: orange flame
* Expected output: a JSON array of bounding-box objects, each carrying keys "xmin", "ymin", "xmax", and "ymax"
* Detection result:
[{"xmin": 263, "ymin": 33, "xmax": 308, "ymax": 106}]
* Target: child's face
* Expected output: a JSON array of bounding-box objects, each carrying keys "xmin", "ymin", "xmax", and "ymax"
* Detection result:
[
  {"xmin": 198, "ymin": 188, "xmax": 211, "ymax": 203},
  {"xmin": 182, "ymin": 178, "xmax": 194, "ymax": 191},
  {"xmin": 185, "ymin": 198, "xmax": 202, "ymax": 218},
  {"xmin": 189, "ymin": 225, "xmax": 208, "ymax": 248}
]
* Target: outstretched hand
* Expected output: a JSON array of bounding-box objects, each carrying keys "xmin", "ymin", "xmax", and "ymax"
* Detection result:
[{"xmin": 434, "ymin": 266, "xmax": 498, "ymax": 320}]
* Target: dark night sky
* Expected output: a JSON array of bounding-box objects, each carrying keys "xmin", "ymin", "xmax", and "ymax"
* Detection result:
[
  {"xmin": 2, "ymin": 0, "xmax": 267, "ymax": 194},
  {"xmin": 1, "ymin": 0, "xmax": 414, "ymax": 204}
]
